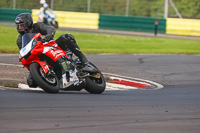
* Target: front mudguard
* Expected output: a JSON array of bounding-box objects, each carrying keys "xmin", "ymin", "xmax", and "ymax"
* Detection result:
[
  {"xmin": 29, "ymin": 62, "xmax": 60, "ymax": 93},
  {"xmin": 31, "ymin": 60, "xmax": 49, "ymax": 74}
]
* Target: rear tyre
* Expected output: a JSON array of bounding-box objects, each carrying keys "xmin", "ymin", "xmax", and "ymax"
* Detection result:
[
  {"xmin": 30, "ymin": 62, "xmax": 60, "ymax": 93},
  {"xmin": 84, "ymin": 63, "xmax": 106, "ymax": 94}
]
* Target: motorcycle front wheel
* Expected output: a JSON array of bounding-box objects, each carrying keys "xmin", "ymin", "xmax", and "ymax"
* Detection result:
[{"xmin": 30, "ymin": 62, "xmax": 60, "ymax": 93}]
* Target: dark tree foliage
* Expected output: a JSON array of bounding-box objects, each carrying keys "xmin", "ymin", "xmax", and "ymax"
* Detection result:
[{"xmin": 0, "ymin": 0, "xmax": 199, "ymax": 18}]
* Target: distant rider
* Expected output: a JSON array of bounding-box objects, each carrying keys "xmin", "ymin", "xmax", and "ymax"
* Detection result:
[
  {"xmin": 37, "ymin": 0, "xmax": 49, "ymax": 24},
  {"xmin": 15, "ymin": 13, "xmax": 96, "ymax": 87}
]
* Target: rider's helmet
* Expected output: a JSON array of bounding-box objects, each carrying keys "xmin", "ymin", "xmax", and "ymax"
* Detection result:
[
  {"xmin": 43, "ymin": 3, "xmax": 49, "ymax": 10},
  {"xmin": 15, "ymin": 13, "xmax": 33, "ymax": 35},
  {"xmin": 40, "ymin": 0, "xmax": 46, "ymax": 4}
]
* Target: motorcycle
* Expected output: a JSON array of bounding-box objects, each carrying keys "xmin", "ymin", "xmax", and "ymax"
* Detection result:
[
  {"xmin": 19, "ymin": 33, "xmax": 106, "ymax": 94},
  {"xmin": 37, "ymin": 9, "xmax": 59, "ymax": 28}
]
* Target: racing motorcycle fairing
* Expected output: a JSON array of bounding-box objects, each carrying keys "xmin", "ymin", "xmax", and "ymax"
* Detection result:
[{"xmin": 19, "ymin": 33, "xmax": 42, "ymax": 69}]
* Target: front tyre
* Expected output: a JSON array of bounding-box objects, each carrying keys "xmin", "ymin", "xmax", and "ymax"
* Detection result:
[
  {"xmin": 30, "ymin": 62, "xmax": 60, "ymax": 93},
  {"xmin": 84, "ymin": 63, "xmax": 106, "ymax": 94}
]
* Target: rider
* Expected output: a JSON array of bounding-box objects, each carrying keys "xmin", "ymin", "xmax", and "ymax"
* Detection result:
[
  {"xmin": 15, "ymin": 13, "xmax": 96, "ymax": 87},
  {"xmin": 38, "ymin": 0, "xmax": 48, "ymax": 24}
]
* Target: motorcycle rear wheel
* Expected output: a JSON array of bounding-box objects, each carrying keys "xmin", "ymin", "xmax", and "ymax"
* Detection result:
[
  {"xmin": 84, "ymin": 63, "xmax": 106, "ymax": 94},
  {"xmin": 30, "ymin": 62, "xmax": 60, "ymax": 93}
]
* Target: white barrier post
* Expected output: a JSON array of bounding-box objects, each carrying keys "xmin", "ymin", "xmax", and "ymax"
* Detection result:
[{"xmin": 87, "ymin": 0, "xmax": 91, "ymax": 13}]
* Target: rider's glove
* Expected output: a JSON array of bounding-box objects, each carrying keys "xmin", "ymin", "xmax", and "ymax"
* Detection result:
[{"xmin": 44, "ymin": 34, "xmax": 54, "ymax": 42}]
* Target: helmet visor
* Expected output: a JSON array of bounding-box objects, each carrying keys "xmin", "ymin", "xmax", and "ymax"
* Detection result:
[{"xmin": 16, "ymin": 23, "xmax": 26, "ymax": 31}]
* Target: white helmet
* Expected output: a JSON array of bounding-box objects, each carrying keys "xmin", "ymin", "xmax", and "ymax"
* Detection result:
[
  {"xmin": 40, "ymin": 0, "xmax": 46, "ymax": 4},
  {"xmin": 43, "ymin": 3, "xmax": 48, "ymax": 9}
]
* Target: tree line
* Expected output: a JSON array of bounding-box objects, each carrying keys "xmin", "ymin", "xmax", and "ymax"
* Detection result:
[{"xmin": 0, "ymin": 0, "xmax": 199, "ymax": 19}]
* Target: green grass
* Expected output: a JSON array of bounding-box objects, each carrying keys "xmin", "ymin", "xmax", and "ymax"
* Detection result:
[
  {"xmin": 0, "ymin": 26, "xmax": 200, "ymax": 54},
  {"xmin": 1, "ymin": 82, "xmax": 18, "ymax": 88}
]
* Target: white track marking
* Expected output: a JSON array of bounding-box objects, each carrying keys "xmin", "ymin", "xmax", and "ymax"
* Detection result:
[
  {"xmin": 18, "ymin": 83, "xmax": 42, "ymax": 91},
  {"xmin": 0, "ymin": 63, "xmax": 23, "ymax": 67},
  {"xmin": 0, "ymin": 59, "xmax": 164, "ymax": 91}
]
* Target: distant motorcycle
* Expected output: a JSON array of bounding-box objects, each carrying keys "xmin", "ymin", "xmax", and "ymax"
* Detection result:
[
  {"xmin": 19, "ymin": 33, "xmax": 106, "ymax": 94},
  {"xmin": 37, "ymin": 10, "xmax": 59, "ymax": 28}
]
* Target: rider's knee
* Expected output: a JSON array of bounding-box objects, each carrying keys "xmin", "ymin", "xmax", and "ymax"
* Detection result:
[
  {"xmin": 63, "ymin": 34, "xmax": 76, "ymax": 43},
  {"xmin": 56, "ymin": 34, "xmax": 77, "ymax": 50}
]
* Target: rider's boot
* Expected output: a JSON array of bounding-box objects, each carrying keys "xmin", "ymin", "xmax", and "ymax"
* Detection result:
[{"xmin": 72, "ymin": 47, "xmax": 97, "ymax": 73}]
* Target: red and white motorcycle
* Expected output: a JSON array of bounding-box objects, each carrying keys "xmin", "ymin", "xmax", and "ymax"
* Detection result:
[{"xmin": 19, "ymin": 33, "xmax": 106, "ymax": 94}]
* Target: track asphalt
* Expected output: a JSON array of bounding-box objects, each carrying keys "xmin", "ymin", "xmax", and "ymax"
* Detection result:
[{"xmin": 0, "ymin": 54, "xmax": 200, "ymax": 133}]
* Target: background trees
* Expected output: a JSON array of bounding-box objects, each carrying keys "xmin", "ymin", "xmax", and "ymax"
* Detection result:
[{"xmin": 0, "ymin": 0, "xmax": 199, "ymax": 18}]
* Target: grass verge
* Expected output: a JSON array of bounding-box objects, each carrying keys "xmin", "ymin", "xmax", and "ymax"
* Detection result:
[
  {"xmin": 1, "ymin": 82, "xmax": 18, "ymax": 88},
  {"xmin": 0, "ymin": 26, "xmax": 200, "ymax": 54}
]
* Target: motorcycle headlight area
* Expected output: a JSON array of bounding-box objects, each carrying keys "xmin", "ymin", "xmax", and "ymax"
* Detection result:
[{"xmin": 20, "ymin": 39, "xmax": 37, "ymax": 58}]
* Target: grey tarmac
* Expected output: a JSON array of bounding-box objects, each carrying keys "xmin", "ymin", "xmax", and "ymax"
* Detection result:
[{"xmin": 0, "ymin": 54, "xmax": 200, "ymax": 133}]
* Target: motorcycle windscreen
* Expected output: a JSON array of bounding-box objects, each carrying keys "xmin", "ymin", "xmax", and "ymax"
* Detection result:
[
  {"xmin": 20, "ymin": 33, "xmax": 37, "ymax": 58},
  {"xmin": 22, "ymin": 33, "xmax": 37, "ymax": 48}
]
